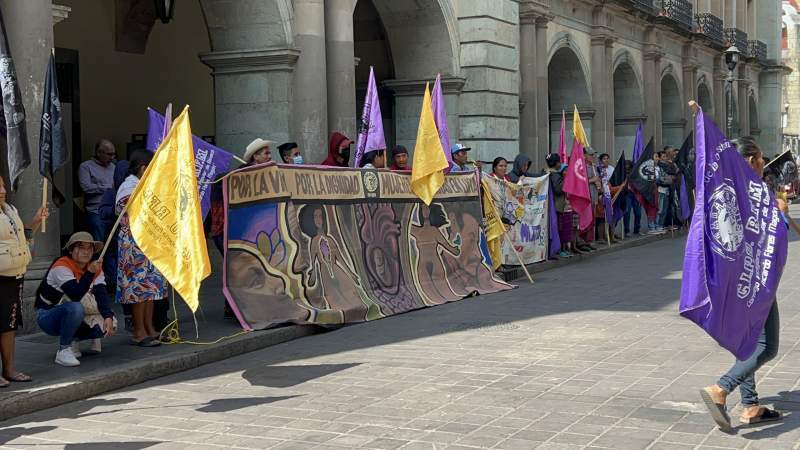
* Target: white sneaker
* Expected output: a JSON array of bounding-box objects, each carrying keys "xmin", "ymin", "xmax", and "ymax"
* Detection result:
[
  {"xmin": 55, "ymin": 347, "xmax": 81, "ymax": 367},
  {"xmin": 70, "ymin": 341, "xmax": 82, "ymax": 358}
]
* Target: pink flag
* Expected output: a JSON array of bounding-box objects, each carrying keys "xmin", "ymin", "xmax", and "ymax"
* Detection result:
[
  {"xmin": 563, "ymin": 140, "xmax": 593, "ymax": 231},
  {"xmin": 354, "ymin": 66, "xmax": 386, "ymax": 167},
  {"xmin": 431, "ymin": 74, "xmax": 453, "ymax": 170},
  {"xmin": 558, "ymin": 110, "xmax": 567, "ymax": 164}
]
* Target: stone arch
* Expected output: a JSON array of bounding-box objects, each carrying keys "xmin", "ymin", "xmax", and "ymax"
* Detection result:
[
  {"xmin": 368, "ymin": 0, "xmax": 459, "ymax": 78},
  {"xmin": 697, "ymin": 76, "xmax": 714, "ymax": 118},
  {"xmin": 661, "ymin": 72, "xmax": 683, "ymax": 148},
  {"xmin": 548, "ymin": 36, "xmax": 592, "ymax": 150},
  {"xmin": 200, "ymin": 0, "xmax": 294, "ymax": 51},
  {"xmin": 749, "ymin": 92, "xmax": 759, "ymax": 136},
  {"xmin": 612, "ymin": 50, "xmax": 644, "ymax": 157}
]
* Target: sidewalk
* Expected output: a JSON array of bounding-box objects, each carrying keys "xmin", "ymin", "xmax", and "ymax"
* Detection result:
[{"xmin": 0, "ymin": 231, "xmax": 677, "ymax": 421}]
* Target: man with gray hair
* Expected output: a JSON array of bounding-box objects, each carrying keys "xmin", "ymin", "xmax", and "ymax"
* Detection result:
[{"xmin": 79, "ymin": 139, "xmax": 116, "ymax": 241}]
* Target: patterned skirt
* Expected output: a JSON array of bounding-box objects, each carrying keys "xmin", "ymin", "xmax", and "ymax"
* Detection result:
[{"xmin": 116, "ymin": 215, "xmax": 167, "ymax": 304}]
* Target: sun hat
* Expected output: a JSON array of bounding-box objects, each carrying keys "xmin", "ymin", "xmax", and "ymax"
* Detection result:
[
  {"xmin": 244, "ymin": 138, "xmax": 273, "ymax": 162},
  {"xmin": 63, "ymin": 231, "xmax": 103, "ymax": 253}
]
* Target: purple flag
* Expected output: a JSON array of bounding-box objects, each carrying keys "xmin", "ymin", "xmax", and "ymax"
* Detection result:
[
  {"xmin": 680, "ymin": 108, "xmax": 788, "ymax": 360},
  {"xmin": 146, "ymin": 108, "xmax": 235, "ymax": 218},
  {"xmin": 547, "ymin": 182, "xmax": 561, "ymax": 259},
  {"xmin": 431, "ymin": 74, "xmax": 453, "ymax": 171},
  {"xmin": 631, "ymin": 121, "xmax": 644, "ymax": 163},
  {"xmin": 679, "ymin": 175, "xmax": 691, "ymax": 221},
  {"xmin": 354, "ymin": 66, "xmax": 386, "ymax": 168}
]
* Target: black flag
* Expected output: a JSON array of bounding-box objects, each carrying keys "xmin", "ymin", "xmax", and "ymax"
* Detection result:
[
  {"xmin": 764, "ymin": 149, "xmax": 797, "ymax": 188},
  {"xmin": 0, "ymin": 7, "xmax": 30, "ymax": 190},
  {"xmin": 39, "ymin": 53, "xmax": 67, "ymax": 206},
  {"xmin": 609, "ymin": 151, "xmax": 627, "ymax": 187},
  {"xmin": 675, "ymin": 132, "xmax": 694, "ymax": 190},
  {"xmin": 628, "ymin": 137, "xmax": 658, "ymax": 218}
]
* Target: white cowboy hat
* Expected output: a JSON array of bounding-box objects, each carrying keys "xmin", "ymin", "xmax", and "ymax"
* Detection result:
[{"xmin": 244, "ymin": 138, "xmax": 273, "ymax": 162}]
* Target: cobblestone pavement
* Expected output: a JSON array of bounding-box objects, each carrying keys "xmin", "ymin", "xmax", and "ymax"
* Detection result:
[{"xmin": 2, "ymin": 235, "xmax": 800, "ymax": 450}]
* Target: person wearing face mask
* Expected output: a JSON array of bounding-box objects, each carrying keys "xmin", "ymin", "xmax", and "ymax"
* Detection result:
[
  {"xmin": 35, "ymin": 232, "xmax": 116, "ymax": 367},
  {"xmin": 322, "ymin": 132, "xmax": 353, "ymax": 167},
  {"xmin": 278, "ymin": 142, "xmax": 304, "ymax": 165}
]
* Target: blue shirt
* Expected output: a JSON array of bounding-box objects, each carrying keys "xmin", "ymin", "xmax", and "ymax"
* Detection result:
[{"xmin": 450, "ymin": 162, "xmax": 473, "ymax": 173}]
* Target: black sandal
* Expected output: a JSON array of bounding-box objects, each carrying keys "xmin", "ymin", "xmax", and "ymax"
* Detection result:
[
  {"xmin": 699, "ymin": 388, "xmax": 732, "ymax": 431},
  {"xmin": 740, "ymin": 407, "xmax": 783, "ymax": 425},
  {"xmin": 130, "ymin": 336, "xmax": 161, "ymax": 347}
]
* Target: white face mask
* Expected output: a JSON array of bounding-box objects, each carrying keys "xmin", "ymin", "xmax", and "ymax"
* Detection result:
[{"xmin": 292, "ymin": 155, "xmax": 304, "ymax": 165}]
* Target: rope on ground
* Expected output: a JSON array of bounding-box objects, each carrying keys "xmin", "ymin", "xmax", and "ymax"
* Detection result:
[{"xmin": 156, "ymin": 287, "xmax": 250, "ymax": 346}]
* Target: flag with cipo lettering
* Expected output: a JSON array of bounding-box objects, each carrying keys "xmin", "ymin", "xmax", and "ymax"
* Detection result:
[
  {"xmin": 354, "ymin": 66, "xmax": 386, "ymax": 168},
  {"xmin": 147, "ymin": 108, "xmax": 234, "ymax": 218},
  {"xmin": 680, "ymin": 108, "xmax": 787, "ymax": 360},
  {"xmin": 129, "ymin": 106, "xmax": 211, "ymax": 312}
]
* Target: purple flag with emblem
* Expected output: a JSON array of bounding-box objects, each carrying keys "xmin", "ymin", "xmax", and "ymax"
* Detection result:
[
  {"xmin": 431, "ymin": 74, "xmax": 453, "ymax": 172},
  {"xmin": 354, "ymin": 66, "xmax": 386, "ymax": 168},
  {"xmin": 680, "ymin": 108, "xmax": 788, "ymax": 360},
  {"xmin": 146, "ymin": 108, "xmax": 235, "ymax": 218},
  {"xmin": 547, "ymin": 181, "xmax": 561, "ymax": 259}
]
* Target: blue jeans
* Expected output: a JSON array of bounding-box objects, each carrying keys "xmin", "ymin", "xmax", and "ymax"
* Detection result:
[
  {"xmin": 36, "ymin": 303, "xmax": 104, "ymax": 347},
  {"xmin": 86, "ymin": 212, "xmax": 106, "ymax": 242},
  {"xmin": 623, "ymin": 193, "xmax": 641, "ymax": 235},
  {"xmin": 656, "ymin": 191, "xmax": 669, "ymax": 228},
  {"xmin": 717, "ymin": 301, "xmax": 780, "ymax": 406}
]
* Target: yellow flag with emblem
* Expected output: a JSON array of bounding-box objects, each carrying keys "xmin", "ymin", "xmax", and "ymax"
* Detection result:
[
  {"xmin": 480, "ymin": 177, "xmax": 507, "ymax": 270},
  {"xmin": 126, "ymin": 106, "xmax": 210, "ymax": 312},
  {"xmin": 573, "ymin": 105, "xmax": 589, "ymax": 148},
  {"xmin": 411, "ymin": 83, "xmax": 449, "ymax": 205}
]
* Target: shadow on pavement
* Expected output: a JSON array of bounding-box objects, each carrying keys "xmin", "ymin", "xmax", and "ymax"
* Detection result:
[
  {"xmin": 738, "ymin": 390, "xmax": 800, "ymax": 440},
  {"xmin": 241, "ymin": 363, "xmax": 361, "ymax": 388},
  {"xmin": 196, "ymin": 395, "xmax": 301, "ymax": 413},
  {"xmin": 0, "ymin": 426, "xmax": 56, "ymax": 445},
  {"xmin": 63, "ymin": 442, "xmax": 161, "ymax": 449}
]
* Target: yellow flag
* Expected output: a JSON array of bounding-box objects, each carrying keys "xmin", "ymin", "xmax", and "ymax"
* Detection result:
[
  {"xmin": 127, "ymin": 106, "xmax": 210, "ymax": 312},
  {"xmin": 411, "ymin": 83, "xmax": 449, "ymax": 205},
  {"xmin": 481, "ymin": 177, "xmax": 507, "ymax": 270},
  {"xmin": 573, "ymin": 105, "xmax": 588, "ymax": 148}
]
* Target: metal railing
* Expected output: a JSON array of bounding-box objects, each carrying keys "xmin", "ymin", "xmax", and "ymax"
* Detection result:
[
  {"xmin": 695, "ymin": 13, "xmax": 724, "ymax": 45},
  {"xmin": 748, "ymin": 40, "xmax": 767, "ymax": 62},
  {"xmin": 659, "ymin": 0, "xmax": 693, "ymax": 31},
  {"xmin": 725, "ymin": 28, "xmax": 749, "ymax": 55}
]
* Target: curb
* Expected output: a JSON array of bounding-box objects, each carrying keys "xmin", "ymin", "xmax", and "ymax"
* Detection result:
[
  {"xmin": 0, "ymin": 325, "xmax": 318, "ymax": 421},
  {"xmin": 1, "ymin": 231, "xmax": 681, "ymax": 421},
  {"xmin": 498, "ymin": 231, "xmax": 683, "ymax": 282}
]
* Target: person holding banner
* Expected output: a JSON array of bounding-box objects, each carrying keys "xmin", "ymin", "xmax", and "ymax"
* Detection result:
[
  {"xmin": 115, "ymin": 151, "xmax": 166, "ymax": 347},
  {"xmin": 389, "ymin": 145, "xmax": 409, "ymax": 170},
  {"xmin": 489, "ymin": 157, "xmax": 511, "ymax": 181},
  {"xmin": 545, "ymin": 153, "xmax": 573, "ymax": 257},
  {"xmin": 698, "ymin": 137, "xmax": 784, "ymax": 428},
  {"xmin": 322, "ymin": 132, "xmax": 353, "ymax": 167},
  {"xmin": 243, "ymin": 138, "xmax": 273, "ymax": 166},
  {"xmin": 278, "ymin": 142, "xmax": 303, "ymax": 165},
  {"xmin": 360, "ymin": 149, "xmax": 386, "ymax": 169}
]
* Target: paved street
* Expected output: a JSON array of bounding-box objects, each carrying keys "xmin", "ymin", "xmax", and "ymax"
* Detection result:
[{"xmin": 2, "ymin": 234, "xmax": 800, "ymax": 450}]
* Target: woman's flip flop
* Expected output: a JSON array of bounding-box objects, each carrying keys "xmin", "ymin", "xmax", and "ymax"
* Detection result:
[
  {"xmin": 4, "ymin": 372, "xmax": 32, "ymax": 383},
  {"xmin": 699, "ymin": 388, "xmax": 732, "ymax": 431},
  {"xmin": 740, "ymin": 407, "xmax": 783, "ymax": 425},
  {"xmin": 130, "ymin": 336, "xmax": 161, "ymax": 347}
]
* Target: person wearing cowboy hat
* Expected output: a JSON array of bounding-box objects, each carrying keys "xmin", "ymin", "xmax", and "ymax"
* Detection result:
[
  {"xmin": 35, "ymin": 232, "xmax": 116, "ymax": 367},
  {"xmin": 244, "ymin": 138, "xmax": 273, "ymax": 166}
]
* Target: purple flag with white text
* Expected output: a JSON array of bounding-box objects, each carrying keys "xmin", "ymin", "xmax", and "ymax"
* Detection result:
[
  {"xmin": 679, "ymin": 108, "xmax": 788, "ymax": 360},
  {"xmin": 354, "ymin": 66, "xmax": 386, "ymax": 168},
  {"xmin": 431, "ymin": 74, "xmax": 453, "ymax": 172},
  {"xmin": 146, "ymin": 108, "xmax": 235, "ymax": 218}
]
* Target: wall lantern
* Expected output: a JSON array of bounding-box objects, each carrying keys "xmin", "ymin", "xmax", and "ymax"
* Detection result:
[{"xmin": 154, "ymin": 0, "xmax": 175, "ymax": 24}]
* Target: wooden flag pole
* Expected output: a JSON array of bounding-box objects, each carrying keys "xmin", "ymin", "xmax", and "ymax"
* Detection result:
[
  {"xmin": 504, "ymin": 232, "xmax": 534, "ymax": 284},
  {"xmin": 41, "ymin": 178, "xmax": 47, "ymax": 233}
]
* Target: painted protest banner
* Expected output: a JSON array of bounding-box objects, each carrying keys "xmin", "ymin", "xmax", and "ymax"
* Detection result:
[
  {"xmin": 482, "ymin": 174, "xmax": 551, "ymax": 265},
  {"xmin": 223, "ymin": 164, "xmax": 513, "ymax": 330},
  {"xmin": 680, "ymin": 109, "xmax": 788, "ymax": 360}
]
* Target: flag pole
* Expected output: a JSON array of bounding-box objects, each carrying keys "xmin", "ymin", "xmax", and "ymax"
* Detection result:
[
  {"xmin": 41, "ymin": 178, "xmax": 47, "ymax": 233},
  {"xmin": 503, "ymin": 232, "xmax": 534, "ymax": 284}
]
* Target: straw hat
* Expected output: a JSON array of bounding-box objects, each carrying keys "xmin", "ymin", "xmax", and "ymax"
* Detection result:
[
  {"xmin": 244, "ymin": 138, "xmax": 273, "ymax": 162},
  {"xmin": 63, "ymin": 231, "xmax": 103, "ymax": 253}
]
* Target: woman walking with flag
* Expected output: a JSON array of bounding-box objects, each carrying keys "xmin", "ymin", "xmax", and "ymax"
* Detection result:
[{"xmin": 693, "ymin": 131, "xmax": 786, "ymax": 430}]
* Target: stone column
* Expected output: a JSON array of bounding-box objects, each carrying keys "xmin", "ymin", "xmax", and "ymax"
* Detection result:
[
  {"xmin": 0, "ymin": 0, "xmax": 60, "ymax": 333},
  {"xmin": 325, "ymin": 0, "xmax": 356, "ymax": 140},
  {"xmin": 590, "ymin": 4, "xmax": 614, "ymax": 154},
  {"xmin": 682, "ymin": 44, "xmax": 698, "ymax": 135},
  {"xmin": 293, "ymin": 0, "xmax": 329, "ymax": 163},
  {"xmin": 643, "ymin": 46, "xmax": 664, "ymax": 149},
  {"xmin": 738, "ymin": 75, "xmax": 751, "ymax": 137},
  {"xmin": 604, "ymin": 37, "xmax": 615, "ymax": 154},
  {"xmin": 759, "ymin": 66, "xmax": 785, "ymax": 156},
  {"xmin": 534, "ymin": 16, "xmax": 550, "ymax": 161},
  {"xmin": 519, "ymin": 13, "xmax": 537, "ymax": 160}
]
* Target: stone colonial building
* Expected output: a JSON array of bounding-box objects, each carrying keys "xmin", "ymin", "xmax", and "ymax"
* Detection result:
[
  {"xmin": 0, "ymin": 0, "xmax": 787, "ymax": 330},
  {"xmin": 782, "ymin": 0, "xmax": 800, "ymax": 152}
]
